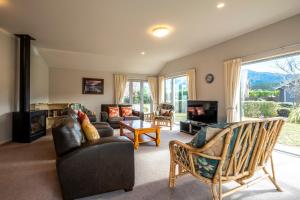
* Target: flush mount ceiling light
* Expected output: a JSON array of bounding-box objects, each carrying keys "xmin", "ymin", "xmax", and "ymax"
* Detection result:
[
  {"xmin": 217, "ymin": 2, "xmax": 225, "ymax": 9},
  {"xmin": 140, "ymin": 51, "xmax": 146, "ymax": 55},
  {"xmin": 151, "ymin": 25, "xmax": 172, "ymax": 38}
]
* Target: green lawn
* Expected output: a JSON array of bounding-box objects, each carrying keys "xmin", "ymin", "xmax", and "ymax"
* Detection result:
[{"xmin": 278, "ymin": 123, "xmax": 300, "ymax": 147}]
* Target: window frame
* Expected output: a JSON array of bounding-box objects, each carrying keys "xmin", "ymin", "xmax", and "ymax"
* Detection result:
[{"xmin": 123, "ymin": 80, "xmax": 153, "ymax": 113}]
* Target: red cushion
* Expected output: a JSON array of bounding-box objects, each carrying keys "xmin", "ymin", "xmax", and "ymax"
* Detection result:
[
  {"xmin": 108, "ymin": 107, "xmax": 120, "ymax": 118},
  {"xmin": 78, "ymin": 111, "xmax": 89, "ymax": 123},
  {"xmin": 121, "ymin": 107, "xmax": 133, "ymax": 117}
]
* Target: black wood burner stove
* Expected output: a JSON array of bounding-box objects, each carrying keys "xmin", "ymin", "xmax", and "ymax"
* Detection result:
[{"xmin": 13, "ymin": 34, "xmax": 47, "ymax": 143}]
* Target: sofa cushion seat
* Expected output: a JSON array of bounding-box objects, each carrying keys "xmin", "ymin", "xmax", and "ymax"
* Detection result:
[
  {"xmin": 124, "ymin": 116, "xmax": 140, "ymax": 121},
  {"xmin": 93, "ymin": 122, "xmax": 114, "ymax": 137},
  {"xmin": 108, "ymin": 116, "xmax": 124, "ymax": 123}
]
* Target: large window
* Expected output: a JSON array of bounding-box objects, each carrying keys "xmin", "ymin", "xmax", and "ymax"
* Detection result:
[
  {"xmin": 122, "ymin": 80, "xmax": 153, "ymax": 113},
  {"xmin": 240, "ymin": 53, "xmax": 300, "ymax": 153},
  {"xmin": 164, "ymin": 76, "xmax": 188, "ymax": 122}
]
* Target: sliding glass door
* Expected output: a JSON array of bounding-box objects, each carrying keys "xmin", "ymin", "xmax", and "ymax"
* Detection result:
[
  {"xmin": 165, "ymin": 76, "xmax": 188, "ymax": 122},
  {"xmin": 122, "ymin": 80, "xmax": 153, "ymax": 113}
]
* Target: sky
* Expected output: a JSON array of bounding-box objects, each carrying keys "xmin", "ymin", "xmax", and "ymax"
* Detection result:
[{"xmin": 242, "ymin": 53, "xmax": 300, "ymax": 74}]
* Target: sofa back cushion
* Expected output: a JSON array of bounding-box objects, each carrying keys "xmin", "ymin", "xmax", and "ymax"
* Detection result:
[{"xmin": 52, "ymin": 116, "xmax": 85, "ymax": 157}]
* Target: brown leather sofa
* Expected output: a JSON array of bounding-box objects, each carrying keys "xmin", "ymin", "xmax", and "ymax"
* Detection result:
[
  {"xmin": 100, "ymin": 104, "xmax": 144, "ymax": 128},
  {"xmin": 52, "ymin": 113, "xmax": 135, "ymax": 200}
]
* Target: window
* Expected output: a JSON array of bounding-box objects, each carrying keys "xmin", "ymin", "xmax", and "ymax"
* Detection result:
[
  {"xmin": 164, "ymin": 76, "xmax": 188, "ymax": 122},
  {"xmin": 122, "ymin": 80, "xmax": 153, "ymax": 113},
  {"xmin": 240, "ymin": 53, "xmax": 300, "ymax": 154}
]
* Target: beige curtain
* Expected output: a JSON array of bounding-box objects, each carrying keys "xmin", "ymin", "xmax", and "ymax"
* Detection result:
[
  {"xmin": 147, "ymin": 77, "xmax": 158, "ymax": 111},
  {"xmin": 224, "ymin": 58, "xmax": 242, "ymax": 123},
  {"xmin": 186, "ymin": 69, "xmax": 197, "ymax": 100},
  {"xmin": 158, "ymin": 76, "xmax": 165, "ymax": 104},
  {"xmin": 114, "ymin": 74, "xmax": 128, "ymax": 104}
]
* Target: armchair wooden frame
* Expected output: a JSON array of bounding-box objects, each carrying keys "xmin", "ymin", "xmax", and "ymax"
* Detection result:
[
  {"xmin": 169, "ymin": 118, "xmax": 285, "ymax": 200},
  {"xmin": 153, "ymin": 103, "xmax": 175, "ymax": 130},
  {"xmin": 154, "ymin": 112, "xmax": 174, "ymax": 130}
]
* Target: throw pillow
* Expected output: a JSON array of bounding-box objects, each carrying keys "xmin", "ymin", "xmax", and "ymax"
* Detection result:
[
  {"xmin": 188, "ymin": 123, "xmax": 239, "ymax": 179},
  {"xmin": 108, "ymin": 106, "xmax": 120, "ymax": 118},
  {"xmin": 121, "ymin": 106, "xmax": 133, "ymax": 117},
  {"xmin": 78, "ymin": 111, "xmax": 90, "ymax": 123},
  {"xmin": 81, "ymin": 118, "xmax": 100, "ymax": 141},
  {"xmin": 160, "ymin": 108, "xmax": 171, "ymax": 116},
  {"xmin": 195, "ymin": 107, "xmax": 205, "ymax": 115}
]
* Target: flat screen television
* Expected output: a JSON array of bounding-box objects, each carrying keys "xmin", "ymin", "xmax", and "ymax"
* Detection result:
[{"xmin": 187, "ymin": 100, "xmax": 218, "ymax": 124}]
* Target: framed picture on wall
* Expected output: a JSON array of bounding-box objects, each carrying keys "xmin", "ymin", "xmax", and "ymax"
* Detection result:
[{"xmin": 82, "ymin": 78, "xmax": 104, "ymax": 94}]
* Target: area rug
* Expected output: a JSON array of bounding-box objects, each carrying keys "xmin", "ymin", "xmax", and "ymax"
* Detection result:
[{"xmin": 0, "ymin": 129, "xmax": 300, "ymax": 200}]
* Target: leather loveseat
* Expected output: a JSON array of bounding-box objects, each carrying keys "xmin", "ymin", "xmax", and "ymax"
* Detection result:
[
  {"xmin": 100, "ymin": 104, "xmax": 144, "ymax": 128},
  {"xmin": 52, "ymin": 113, "xmax": 135, "ymax": 200}
]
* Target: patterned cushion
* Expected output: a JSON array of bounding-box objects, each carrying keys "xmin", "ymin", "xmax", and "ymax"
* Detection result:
[
  {"xmin": 121, "ymin": 106, "xmax": 133, "ymax": 117},
  {"xmin": 82, "ymin": 118, "xmax": 100, "ymax": 141},
  {"xmin": 154, "ymin": 116, "xmax": 172, "ymax": 120},
  {"xmin": 160, "ymin": 108, "xmax": 171, "ymax": 116},
  {"xmin": 189, "ymin": 123, "xmax": 231, "ymax": 179},
  {"xmin": 108, "ymin": 106, "xmax": 120, "ymax": 118},
  {"xmin": 77, "ymin": 111, "xmax": 89, "ymax": 123}
]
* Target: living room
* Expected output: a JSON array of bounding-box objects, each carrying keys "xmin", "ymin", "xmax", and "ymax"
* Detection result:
[{"xmin": 1, "ymin": 1, "xmax": 300, "ymax": 200}]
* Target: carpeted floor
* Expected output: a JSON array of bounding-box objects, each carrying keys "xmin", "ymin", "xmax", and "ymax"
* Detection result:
[{"xmin": 0, "ymin": 128, "xmax": 300, "ymax": 200}]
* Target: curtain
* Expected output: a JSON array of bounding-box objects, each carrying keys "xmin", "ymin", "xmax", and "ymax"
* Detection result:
[
  {"xmin": 186, "ymin": 69, "xmax": 197, "ymax": 100},
  {"xmin": 147, "ymin": 77, "xmax": 158, "ymax": 111},
  {"xmin": 224, "ymin": 58, "xmax": 242, "ymax": 123},
  {"xmin": 114, "ymin": 74, "xmax": 128, "ymax": 104},
  {"xmin": 158, "ymin": 76, "xmax": 165, "ymax": 104}
]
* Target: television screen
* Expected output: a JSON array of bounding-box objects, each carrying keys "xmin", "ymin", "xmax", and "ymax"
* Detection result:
[{"xmin": 187, "ymin": 100, "xmax": 218, "ymax": 124}]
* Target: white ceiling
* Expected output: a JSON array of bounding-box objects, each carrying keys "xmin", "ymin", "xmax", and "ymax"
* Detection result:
[{"xmin": 1, "ymin": 0, "xmax": 300, "ymax": 75}]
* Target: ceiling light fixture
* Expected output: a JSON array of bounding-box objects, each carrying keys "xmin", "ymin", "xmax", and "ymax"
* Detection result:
[
  {"xmin": 140, "ymin": 51, "xmax": 146, "ymax": 55},
  {"xmin": 217, "ymin": 2, "xmax": 225, "ymax": 9},
  {"xmin": 151, "ymin": 26, "xmax": 171, "ymax": 38}
]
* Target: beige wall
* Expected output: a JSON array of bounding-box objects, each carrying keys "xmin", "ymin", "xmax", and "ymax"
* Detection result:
[
  {"xmin": 160, "ymin": 14, "xmax": 300, "ymax": 122},
  {"xmin": 30, "ymin": 46, "xmax": 49, "ymax": 103},
  {"xmin": 0, "ymin": 30, "xmax": 49, "ymax": 144},
  {"xmin": 0, "ymin": 30, "xmax": 16, "ymax": 144},
  {"xmin": 49, "ymin": 68, "xmax": 114, "ymax": 119}
]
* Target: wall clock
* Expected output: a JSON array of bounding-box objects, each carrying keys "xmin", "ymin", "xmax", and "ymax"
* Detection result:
[{"xmin": 205, "ymin": 73, "xmax": 214, "ymax": 84}]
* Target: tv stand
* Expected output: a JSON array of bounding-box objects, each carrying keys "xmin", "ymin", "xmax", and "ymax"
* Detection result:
[{"xmin": 180, "ymin": 120, "xmax": 208, "ymax": 135}]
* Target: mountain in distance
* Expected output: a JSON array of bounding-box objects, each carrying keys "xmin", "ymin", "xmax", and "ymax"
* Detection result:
[{"xmin": 245, "ymin": 70, "xmax": 287, "ymax": 90}]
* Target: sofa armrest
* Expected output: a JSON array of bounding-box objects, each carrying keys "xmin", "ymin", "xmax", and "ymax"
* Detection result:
[
  {"xmin": 100, "ymin": 111, "xmax": 109, "ymax": 122},
  {"xmin": 133, "ymin": 110, "xmax": 144, "ymax": 121},
  {"xmin": 57, "ymin": 136, "xmax": 134, "ymax": 200}
]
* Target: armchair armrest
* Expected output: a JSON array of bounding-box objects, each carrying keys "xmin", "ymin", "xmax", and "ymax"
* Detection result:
[
  {"xmin": 57, "ymin": 136, "xmax": 134, "ymax": 200},
  {"xmin": 100, "ymin": 111, "xmax": 109, "ymax": 122}
]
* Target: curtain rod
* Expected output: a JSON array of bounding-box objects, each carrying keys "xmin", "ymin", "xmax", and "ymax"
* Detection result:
[{"xmin": 242, "ymin": 42, "xmax": 300, "ymax": 62}]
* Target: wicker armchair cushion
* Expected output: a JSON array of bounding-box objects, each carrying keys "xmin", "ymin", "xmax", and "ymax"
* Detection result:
[
  {"xmin": 188, "ymin": 123, "xmax": 239, "ymax": 179},
  {"xmin": 154, "ymin": 116, "xmax": 172, "ymax": 120}
]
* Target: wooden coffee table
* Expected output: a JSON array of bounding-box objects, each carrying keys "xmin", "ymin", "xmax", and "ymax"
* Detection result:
[{"xmin": 120, "ymin": 120, "xmax": 160, "ymax": 150}]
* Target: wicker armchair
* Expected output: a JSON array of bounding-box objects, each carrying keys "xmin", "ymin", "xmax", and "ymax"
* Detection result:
[
  {"xmin": 169, "ymin": 118, "xmax": 285, "ymax": 200},
  {"xmin": 153, "ymin": 103, "xmax": 174, "ymax": 130}
]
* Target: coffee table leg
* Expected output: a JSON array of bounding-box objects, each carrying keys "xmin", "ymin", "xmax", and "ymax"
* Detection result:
[
  {"xmin": 120, "ymin": 124, "xmax": 124, "ymax": 136},
  {"xmin": 156, "ymin": 127, "xmax": 161, "ymax": 146},
  {"xmin": 134, "ymin": 130, "xmax": 139, "ymax": 150}
]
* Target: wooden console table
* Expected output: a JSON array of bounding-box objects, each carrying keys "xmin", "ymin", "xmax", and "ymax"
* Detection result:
[{"xmin": 120, "ymin": 120, "xmax": 160, "ymax": 150}]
